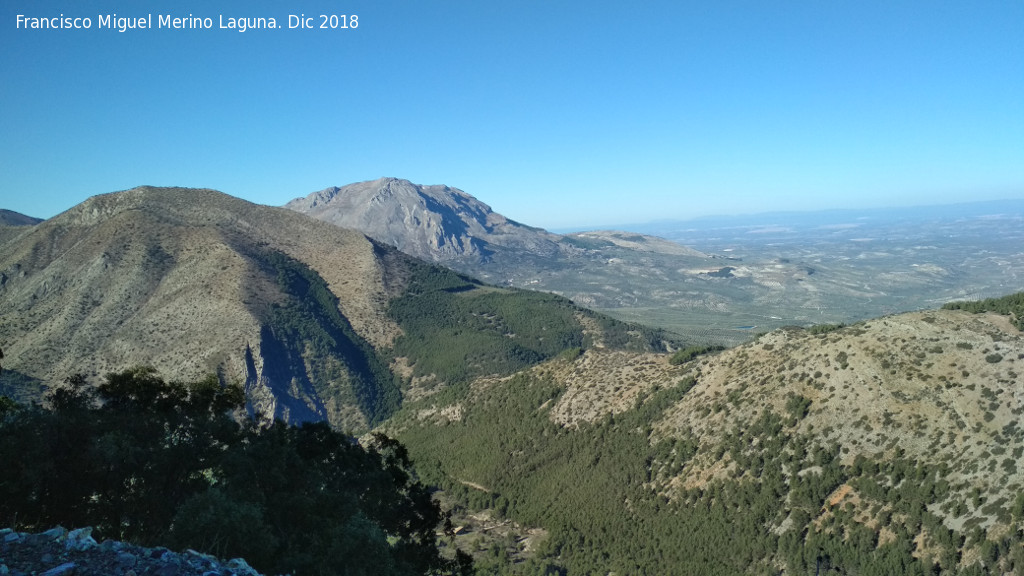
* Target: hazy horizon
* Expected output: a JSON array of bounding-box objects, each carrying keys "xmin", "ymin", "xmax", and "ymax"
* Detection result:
[{"xmin": 6, "ymin": 179, "xmax": 1024, "ymax": 237}]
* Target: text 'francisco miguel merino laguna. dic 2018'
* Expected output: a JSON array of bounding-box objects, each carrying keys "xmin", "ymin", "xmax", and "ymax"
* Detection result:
[{"xmin": 15, "ymin": 13, "xmax": 358, "ymax": 33}]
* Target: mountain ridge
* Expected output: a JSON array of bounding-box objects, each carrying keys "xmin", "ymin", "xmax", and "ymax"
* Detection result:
[
  {"xmin": 0, "ymin": 209, "xmax": 42, "ymax": 227},
  {"xmin": 287, "ymin": 178, "xmax": 1024, "ymax": 346},
  {"xmin": 0, "ymin": 185, "xmax": 677, "ymax": 431},
  {"xmin": 0, "ymin": 186, "xmax": 413, "ymax": 429}
]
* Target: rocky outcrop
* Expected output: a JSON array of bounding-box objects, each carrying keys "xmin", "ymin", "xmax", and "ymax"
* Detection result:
[
  {"xmin": 285, "ymin": 177, "xmax": 566, "ymax": 266},
  {"xmin": 0, "ymin": 526, "xmax": 263, "ymax": 576}
]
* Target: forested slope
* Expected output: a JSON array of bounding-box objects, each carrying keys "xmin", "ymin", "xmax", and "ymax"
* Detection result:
[{"xmin": 387, "ymin": 297, "xmax": 1024, "ymax": 575}]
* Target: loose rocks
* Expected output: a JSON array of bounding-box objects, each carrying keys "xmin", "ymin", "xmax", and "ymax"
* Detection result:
[{"xmin": 0, "ymin": 527, "xmax": 264, "ymax": 576}]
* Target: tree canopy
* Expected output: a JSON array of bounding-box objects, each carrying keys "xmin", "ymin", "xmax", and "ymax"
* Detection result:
[{"xmin": 0, "ymin": 367, "xmax": 470, "ymax": 576}]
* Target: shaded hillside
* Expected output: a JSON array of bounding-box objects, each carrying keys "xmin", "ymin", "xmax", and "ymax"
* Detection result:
[
  {"xmin": 0, "ymin": 210, "xmax": 41, "ymax": 247},
  {"xmin": 0, "ymin": 209, "xmax": 42, "ymax": 227},
  {"xmin": 0, "ymin": 186, "xmax": 677, "ymax": 431},
  {"xmin": 386, "ymin": 261, "xmax": 676, "ymax": 403},
  {"xmin": 386, "ymin": 304, "xmax": 1024, "ymax": 574},
  {"xmin": 0, "ymin": 186, "xmax": 417, "ymax": 429}
]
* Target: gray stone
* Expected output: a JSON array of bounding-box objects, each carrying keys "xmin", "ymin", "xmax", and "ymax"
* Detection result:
[
  {"xmin": 3, "ymin": 532, "xmax": 20, "ymax": 543},
  {"xmin": 99, "ymin": 539, "xmax": 124, "ymax": 552},
  {"xmin": 225, "ymin": 558, "xmax": 258, "ymax": 575},
  {"xmin": 39, "ymin": 562, "xmax": 76, "ymax": 576},
  {"xmin": 186, "ymin": 549, "xmax": 218, "ymax": 564},
  {"xmin": 65, "ymin": 527, "xmax": 96, "ymax": 552},
  {"xmin": 41, "ymin": 527, "xmax": 67, "ymax": 541},
  {"xmin": 159, "ymin": 550, "xmax": 180, "ymax": 564},
  {"xmin": 117, "ymin": 551, "xmax": 138, "ymax": 567}
]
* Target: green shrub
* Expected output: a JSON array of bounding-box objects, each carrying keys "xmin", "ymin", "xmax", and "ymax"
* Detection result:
[
  {"xmin": 808, "ymin": 323, "xmax": 845, "ymax": 335},
  {"xmin": 669, "ymin": 345, "xmax": 725, "ymax": 365}
]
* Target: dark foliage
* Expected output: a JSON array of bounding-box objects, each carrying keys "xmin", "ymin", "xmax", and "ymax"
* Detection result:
[
  {"xmin": 668, "ymin": 344, "xmax": 725, "ymax": 365},
  {"xmin": 387, "ymin": 264, "xmax": 676, "ymax": 389},
  {"xmin": 807, "ymin": 323, "xmax": 846, "ymax": 335},
  {"xmin": 943, "ymin": 292, "xmax": 1024, "ymax": 330},
  {"xmin": 0, "ymin": 368, "xmax": 468, "ymax": 576},
  {"xmin": 391, "ymin": 368, "xmax": 1016, "ymax": 575}
]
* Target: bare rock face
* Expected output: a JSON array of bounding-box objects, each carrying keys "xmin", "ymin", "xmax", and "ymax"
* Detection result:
[{"xmin": 285, "ymin": 177, "xmax": 565, "ymax": 266}]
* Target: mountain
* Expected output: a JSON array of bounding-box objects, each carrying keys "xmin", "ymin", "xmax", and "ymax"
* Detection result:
[
  {"xmin": 0, "ymin": 209, "xmax": 42, "ymax": 246},
  {"xmin": 386, "ymin": 301, "xmax": 1024, "ymax": 574},
  {"xmin": 0, "ymin": 186, "xmax": 675, "ymax": 431},
  {"xmin": 288, "ymin": 180, "xmax": 1024, "ymax": 346},
  {"xmin": 284, "ymin": 178, "xmax": 750, "ymax": 335},
  {"xmin": 284, "ymin": 177, "xmax": 571, "ymax": 267},
  {"xmin": 0, "ymin": 186, "xmax": 412, "ymax": 429},
  {"xmin": 0, "ymin": 209, "xmax": 42, "ymax": 227}
]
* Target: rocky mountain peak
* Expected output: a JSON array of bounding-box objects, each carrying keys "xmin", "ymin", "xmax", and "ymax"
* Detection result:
[{"xmin": 285, "ymin": 178, "xmax": 558, "ymax": 265}]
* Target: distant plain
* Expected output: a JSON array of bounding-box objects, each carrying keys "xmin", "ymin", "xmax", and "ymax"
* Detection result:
[{"xmin": 542, "ymin": 201, "xmax": 1024, "ymax": 346}]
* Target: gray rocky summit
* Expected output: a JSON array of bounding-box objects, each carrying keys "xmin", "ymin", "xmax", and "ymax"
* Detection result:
[{"xmin": 285, "ymin": 177, "xmax": 564, "ymax": 266}]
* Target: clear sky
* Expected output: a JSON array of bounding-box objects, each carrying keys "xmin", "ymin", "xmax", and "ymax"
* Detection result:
[{"xmin": 2, "ymin": 0, "xmax": 1022, "ymax": 229}]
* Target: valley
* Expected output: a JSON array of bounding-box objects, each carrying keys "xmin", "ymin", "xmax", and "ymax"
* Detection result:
[
  {"xmin": 1, "ymin": 184, "xmax": 1023, "ymax": 575},
  {"xmin": 385, "ymin": 303, "xmax": 1024, "ymax": 574},
  {"xmin": 288, "ymin": 179, "xmax": 1024, "ymax": 346}
]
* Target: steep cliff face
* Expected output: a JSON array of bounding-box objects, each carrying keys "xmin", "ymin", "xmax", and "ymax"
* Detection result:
[
  {"xmin": 285, "ymin": 177, "xmax": 566, "ymax": 266},
  {"xmin": 0, "ymin": 187, "xmax": 411, "ymax": 430}
]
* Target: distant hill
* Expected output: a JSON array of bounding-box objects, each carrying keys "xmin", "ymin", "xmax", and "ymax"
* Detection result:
[
  {"xmin": 0, "ymin": 186, "xmax": 675, "ymax": 430},
  {"xmin": 0, "ymin": 209, "xmax": 42, "ymax": 227},
  {"xmin": 285, "ymin": 177, "xmax": 565, "ymax": 266},
  {"xmin": 289, "ymin": 180, "xmax": 1024, "ymax": 345},
  {"xmin": 285, "ymin": 178, "xmax": 754, "ymax": 339}
]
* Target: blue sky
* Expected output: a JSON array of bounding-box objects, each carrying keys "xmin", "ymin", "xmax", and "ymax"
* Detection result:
[{"xmin": 2, "ymin": 0, "xmax": 1022, "ymax": 229}]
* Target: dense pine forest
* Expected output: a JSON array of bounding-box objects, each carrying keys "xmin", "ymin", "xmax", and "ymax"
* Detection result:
[
  {"xmin": 391, "ymin": 366, "xmax": 1024, "ymax": 575},
  {"xmin": 385, "ymin": 262, "xmax": 676, "ymax": 389},
  {"xmin": 386, "ymin": 292, "xmax": 1024, "ymax": 575}
]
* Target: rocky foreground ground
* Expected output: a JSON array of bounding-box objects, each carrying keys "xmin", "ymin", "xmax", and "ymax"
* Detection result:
[{"xmin": 0, "ymin": 527, "xmax": 264, "ymax": 576}]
